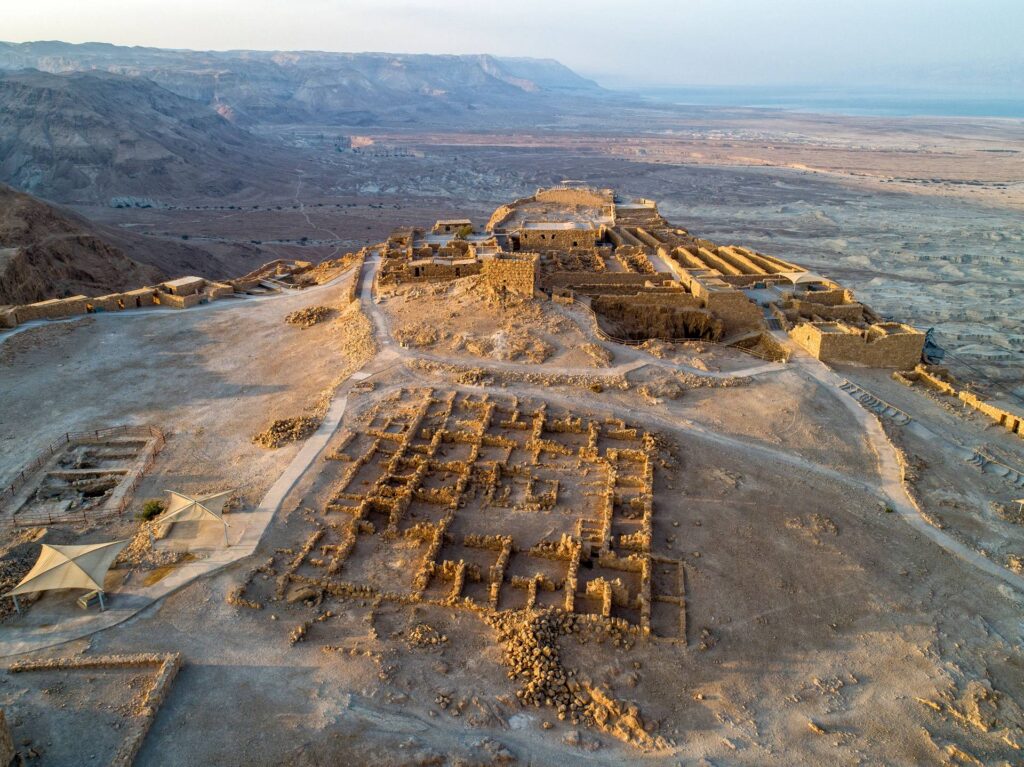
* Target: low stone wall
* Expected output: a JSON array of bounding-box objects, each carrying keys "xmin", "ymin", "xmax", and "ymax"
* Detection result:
[
  {"xmin": 206, "ymin": 282, "xmax": 234, "ymax": 299},
  {"xmin": 14, "ymin": 296, "xmax": 89, "ymax": 323},
  {"xmin": 959, "ymin": 391, "xmax": 1023, "ymax": 438},
  {"xmin": 9, "ymin": 653, "xmax": 181, "ymax": 767},
  {"xmin": 155, "ymin": 291, "xmax": 204, "ymax": 309},
  {"xmin": 788, "ymin": 298, "xmax": 865, "ymax": 322},
  {"xmin": 0, "ymin": 275, "xmax": 244, "ymax": 329},
  {"xmin": 895, "ymin": 365, "xmax": 1022, "ymax": 438},
  {"xmin": 545, "ymin": 272, "xmax": 660, "ymax": 289}
]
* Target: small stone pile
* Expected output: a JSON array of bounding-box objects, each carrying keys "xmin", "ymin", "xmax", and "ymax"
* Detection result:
[
  {"xmin": 253, "ymin": 416, "xmax": 320, "ymax": 448},
  {"xmin": 115, "ymin": 523, "xmax": 187, "ymax": 570},
  {"xmin": 285, "ymin": 305, "xmax": 333, "ymax": 328},
  {"xmin": 395, "ymin": 322, "xmax": 439, "ymax": 348},
  {"xmin": 407, "ymin": 622, "xmax": 448, "ymax": 648}
]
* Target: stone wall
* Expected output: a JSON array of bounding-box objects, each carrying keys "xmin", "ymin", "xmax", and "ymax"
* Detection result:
[
  {"xmin": 959, "ymin": 391, "xmax": 1023, "ymax": 438},
  {"xmin": 704, "ymin": 291, "xmax": 765, "ymax": 334},
  {"xmin": 788, "ymin": 298, "xmax": 866, "ymax": 322},
  {"xmin": 790, "ymin": 321, "xmax": 925, "ymax": 368},
  {"xmin": 592, "ymin": 294, "xmax": 720, "ymax": 341},
  {"xmin": 382, "ymin": 259, "xmax": 483, "ymax": 285},
  {"xmin": 155, "ymin": 291, "xmax": 204, "ymax": 309},
  {"xmin": 481, "ymin": 256, "xmax": 538, "ymax": 297},
  {"xmin": 14, "ymin": 296, "xmax": 89, "ymax": 323},
  {"xmin": 534, "ymin": 187, "xmax": 613, "ymax": 209},
  {"xmin": 894, "ymin": 364, "xmax": 1022, "ymax": 438},
  {"xmin": 794, "ymin": 287, "xmax": 855, "ymax": 307},
  {"xmin": 8, "ymin": 653, "xmax": 181, "ymax": 767},
  {"xmin": 519, "ymin": 227, "xmax": 598, "ymax": 252},
  {"xmin": 545, "ymin": 272, "xmax": 661, "ymax": 290}
]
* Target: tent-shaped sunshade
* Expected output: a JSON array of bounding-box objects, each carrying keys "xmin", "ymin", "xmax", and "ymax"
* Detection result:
[
  {"xmin": 6, "ymin": 540, "xmax": 129, "ymax": 607},
  {"xmin": 159, "ymin": 490, "xmax": 232, "ymax": 545},
  {"xmin": 778, "ymin": 271, "xmax": 827, "ymax": 286}
]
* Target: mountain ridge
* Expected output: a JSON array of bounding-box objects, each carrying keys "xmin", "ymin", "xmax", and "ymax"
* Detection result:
[{"xmin": 0, "ymin": 41, "xmax": 603, "ymax": 126}]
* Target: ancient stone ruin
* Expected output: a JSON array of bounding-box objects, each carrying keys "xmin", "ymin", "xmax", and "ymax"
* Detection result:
[{"xmin": 376, "ymin": 184, "xmax": 924, "ymax": 366}]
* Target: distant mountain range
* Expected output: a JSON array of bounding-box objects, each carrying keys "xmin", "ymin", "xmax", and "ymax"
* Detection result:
[
  {"xmin": 0, "ymin": 68, "xmax": 280, "ymax": 204},
  {"xmin": 0, "ymin": 41, "xmax": 611, "ymax": 205},
  {"xmin": 0, "ymin": 42, "xmax": 613, "ymax": 299},
  {"xmin": 0, "ymin": 41, "xmax": 603, "ymax": 125}
]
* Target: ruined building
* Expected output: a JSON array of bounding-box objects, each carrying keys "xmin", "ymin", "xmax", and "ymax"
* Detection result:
[{"xmin": 378, "ymin": 185, "xmax": 925, "ymax": 367}]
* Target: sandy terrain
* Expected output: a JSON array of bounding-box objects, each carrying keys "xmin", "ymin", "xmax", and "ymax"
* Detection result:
[
  {"xmin": 0, "ymin": 271, "xmax": 362, "ymax": 512},
  {"xmin": 73, "ymin": 119, "xmax": 1023, "ymax": 402},
  {"xmin": 380, "ymin": 277, "xmax": 608, "ymax": 369},
  {"xmin": 0, "ymin": 174, "xmax": 1022, "ymax": 765}
]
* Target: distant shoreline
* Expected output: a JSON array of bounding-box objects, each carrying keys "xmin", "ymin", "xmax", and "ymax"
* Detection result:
[{"xmin": 630, "ymin": 86, "xmax": 1024, "ymax": 120}]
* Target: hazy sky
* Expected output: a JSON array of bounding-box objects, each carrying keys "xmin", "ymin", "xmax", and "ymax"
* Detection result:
[{"xmin": 4, "ymin": 0, "xmax": 1022, "ymax": 88}]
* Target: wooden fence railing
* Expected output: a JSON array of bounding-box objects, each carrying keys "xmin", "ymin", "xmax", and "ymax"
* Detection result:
[{"xmin": 1, "ymin": 425, "xmax": 165, "ymax": 527}]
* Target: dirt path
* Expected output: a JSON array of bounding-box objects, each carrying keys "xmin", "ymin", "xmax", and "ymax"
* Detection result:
[
  {"xmin": 360, "ymin": 256, "xmax": 1024, "ymax": 594},
  {"xmin": 778, "ymin": 333, "xmax": 1024, "ymax": 594}
]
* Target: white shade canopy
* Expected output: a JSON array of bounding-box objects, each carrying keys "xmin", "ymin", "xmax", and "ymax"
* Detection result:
[
  {"xmin": 778, "ymin": 271, "xmax": 827, "ymax": 285},
  {"xmin": 160, "ymin": 490, "xmax": 231, "ymax": 528},
  {"xmin": 6, "ymin": 540, "xmax": 129, "ymax": 597}
]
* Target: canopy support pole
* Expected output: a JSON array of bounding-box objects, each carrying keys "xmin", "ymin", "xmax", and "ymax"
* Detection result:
[
  {"xmin": 98, "ymin": 591, "xmax": 105, "ymax": 611},
  {"xmin": 11, "ymin": 595, "xmax": 19, "ymax": 615},
  {"xmin": 224, "ymin": 525, "xmax": 230, "ymax": 547}
]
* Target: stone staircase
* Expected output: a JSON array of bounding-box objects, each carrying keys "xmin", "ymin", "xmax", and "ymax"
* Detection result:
[
  {"xmin": 839, "ymin": 380, "xmax": 913, "ymax": 426},
  {"xmin": 966, "ymin": 449, "xmax": 1024, "ymax": 489}
]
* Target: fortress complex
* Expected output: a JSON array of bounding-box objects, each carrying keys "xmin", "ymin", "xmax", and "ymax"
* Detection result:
[{"xmin": 379, "ymin": 184, "xmax": 925, "ymax": 368}]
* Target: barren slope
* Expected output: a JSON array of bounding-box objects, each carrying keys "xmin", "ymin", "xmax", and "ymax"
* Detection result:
[
  {"xmin": 0, "ymin": 69, "xmax": 290, "ymax": 204},
  {"xmin": 0, "ymin": 183, "xmax": 165, "ymax": 304}
]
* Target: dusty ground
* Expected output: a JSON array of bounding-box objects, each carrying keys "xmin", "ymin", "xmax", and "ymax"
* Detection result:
[
  {"xmin": 380, "ymin": 276, "xmax": 607, "ymax": 369},
  {"xmin": 840, "ymin": 365, "xmax": 1024, "ymax": 573},
  {"xmin": 77, "ymin": 122, "xmax": 1024, "ymax": 400},
  {"xmin": 0, "ymin": 274, "xmax": 364, "ymax": 510},
  {"xmin": 1, "ymin": 143, "xmax": 1022, "ymax": 762},
  {"xmin": 8, "ymin": 360, "xmax": 1021, "ymax": 766}
]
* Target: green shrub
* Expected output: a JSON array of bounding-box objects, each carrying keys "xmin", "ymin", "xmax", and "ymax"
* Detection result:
[{"xmin": 139, "ymin": 498, "xmax": 164, "ymax": 521}]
